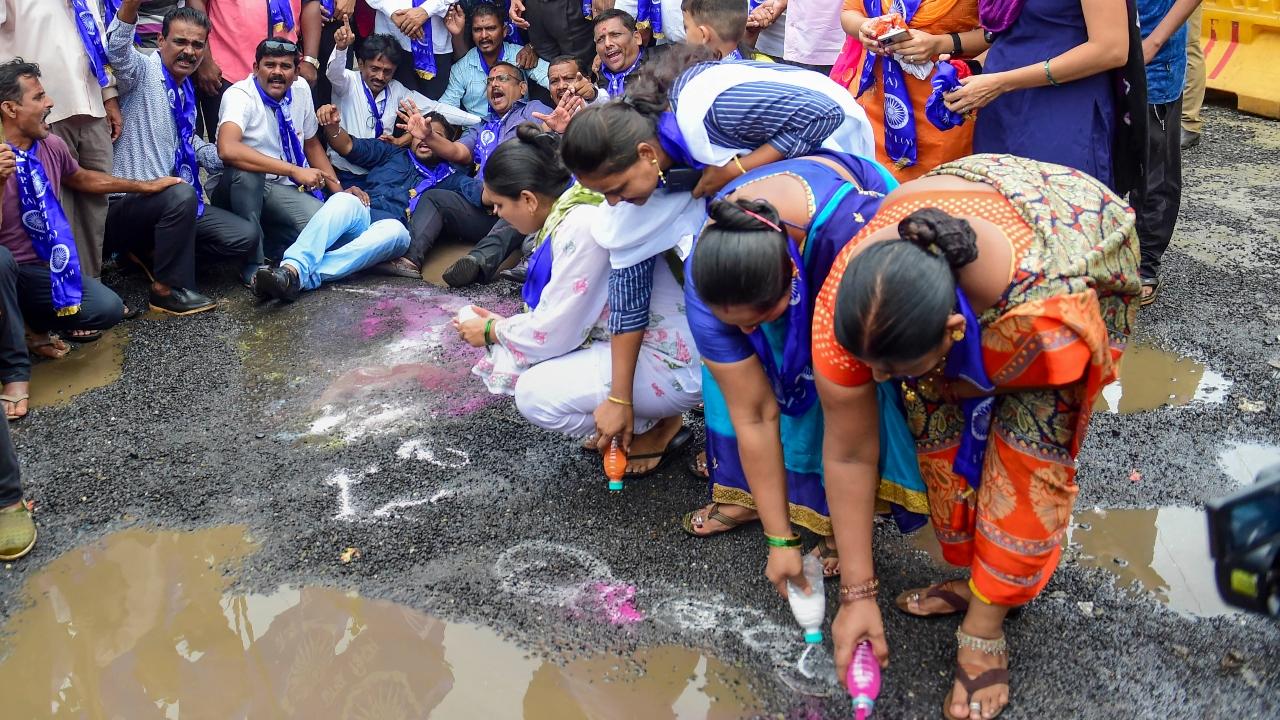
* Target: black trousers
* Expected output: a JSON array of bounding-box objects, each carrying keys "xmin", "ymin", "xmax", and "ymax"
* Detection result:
[
  {"xmin": 208, "ymin": 168, "xmax": 324, "ymax": 267},
  {"xmin": 0, "ymin": 246, "xmax": 125, "ymax": 384},
  {"xmin": 407, "ymin": 189, "xmax": 523, "ymax": 279},
  {"xmin": 524, "ymin": 0, "xmax": 595, "ymax": 69},
  {"xmin": 0, "ymin": 411, "xmax": 21, "ymax": 507},
  {"xmin": 106, "ymin": 184, "xmax": 258, "ymax": 289},
  {"xmin": 1133, "ymin": 98, "xmax": 1183, "ymax": 280},
  {"xmin": 393, "ymin": 52, "xmax": 454, "ymax": 101}
]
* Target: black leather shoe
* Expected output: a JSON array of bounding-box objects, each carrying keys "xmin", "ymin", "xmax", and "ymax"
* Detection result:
[
  {"xmin": 254, "ymin": 266, "xmax": 302, "ymax": 302},
  {"xmin": 498, "ymin": 258, "xmax": 528, "ymax": 284},
  {"xmin": 149, "ymin": 287, "xmax": 217, "ymax": 316},
  {"xmin": 1180, "ymin": 129, "xmax": 1201, "ymax": 150},
  {"xmin": 442, "ymin": 255, "xmax": 481, "ymax": 288}
]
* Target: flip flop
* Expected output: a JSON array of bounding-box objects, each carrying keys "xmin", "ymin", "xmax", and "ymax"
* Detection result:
[
  {"xmin": 622, "ymin": 425, "xmax": 693, "ymax": 479},
  {"xmin": 1140, "ymin": 277, "xmax": 1161, "ymax": 307},
  {"xmin": 943, "ymin": 631, "xmax": 1010, "ymax": 720},
  {"xmin": 25, "ymin": 332, "xmax": 69, "ymax": 360},
  {"xmin": 681, "ymin": 501, "xmax": 756, "ymax": 537},
  {"xmin": 1, "ymin": 393, "xmax": 29, "ymax": 422},
  {"xmin": 895, "ymin": 580, "xmax": 971, "ymax": 618},
  {"xmin": 65, "ymin": 329, "xmax": 103, "ymax": 343}
]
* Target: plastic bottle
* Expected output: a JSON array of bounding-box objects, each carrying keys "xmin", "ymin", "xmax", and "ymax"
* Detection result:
[
  {"xmin": 847, "ymin": 640, "xmax": 881, "ymax": 719},
  {"xmin": 785, "ymin": 553, "xmax": 826, "ymax": 644},
  {"xmin": 603, "ymin": 438, "xmax": 626, "ymax": 492},
  {"xmin": 456, "ymin": 304, "xmax": 479, "ymax": 323}
]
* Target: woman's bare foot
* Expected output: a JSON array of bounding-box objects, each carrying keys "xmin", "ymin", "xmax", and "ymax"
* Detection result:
[
  {"xmin": 683, "ymin": 501, "xmax": 758, "ymax": 536},
  {"xmin": 625, "ymin": 415, "xmax": 683, "ymax": 474}
]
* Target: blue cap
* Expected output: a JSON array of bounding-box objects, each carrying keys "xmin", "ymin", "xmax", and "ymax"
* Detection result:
[
  {"xmin": 608, "ymin": 480, "xmax": 624, "ymax": 491},
  {"xmin": 803, "ymin": 629, "xmax": 823, "ymax": 643}
]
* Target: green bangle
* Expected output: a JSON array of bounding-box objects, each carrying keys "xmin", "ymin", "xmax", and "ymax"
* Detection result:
[
  {"xmin": 764, "ymin": 533, "xmax": 802, "ymax": 548},
  {"xmin": 483, "ymin": 318, "xmax": 495, "ymax": 346},
  {"xmin": 1043, "ymin": 58, "xmax": 1060, "ymax": 87}
]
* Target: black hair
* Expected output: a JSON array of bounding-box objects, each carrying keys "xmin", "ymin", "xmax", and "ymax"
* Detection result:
[
  {"xmin": 483, "ymin": 123, "xmax": 573, "ymax": 200},
  {"xmin": 254, "ymin": 37, "xmax": 299, "ymax": 63},
  {"xmin": 548, "ymin": 54, "xmax": 584, "ymax": 75},
  {"xmin": 681, "ymin": 0, "xmax": 748, "ymax": 43},
  {"xmin": 489, "ymin": 60, "xmax": 526, "ymax": 82},
  {"xmin": 0, "ymin": 58, "xmax": 39, "ymax": 105},
  {"xmin": 357, "ymin": 33, "xmax": 403, "ymax": 67},
  {"xmin": 692, "ymin": 198, "xmax": 792, "ymax": 310},
  {"xmin": 560, "ymin": 44, "xmax": 718, "ymax": 177},
  {"xmin": 833, "ymin": 208, "xmax": 979, "ymax": 363},
  {"xmin": 593, "ymin": 8, "xmax": 638, "ymax": 33},
  {"xmin": 161, "ymin": 6, "xmax": 211, "ymax": 36},
  {"xmin": 424, "ymin": 111, "xmax": 461, "ymax": 142},
  {"xmin": 470, "ymin": 2, "xmax": 505, "ymax": 25}
]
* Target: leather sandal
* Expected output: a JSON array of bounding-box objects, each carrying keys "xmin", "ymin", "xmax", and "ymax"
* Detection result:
[
  {"xmin": 813, "ymin": 535, "xmax": 840, "ymax": 578},
  {"xmin": 895, "ymin": 580, "xmax": 970, "ymax": 618},
  {"xmin": 681, "ymin": 502, "xmax": 757, "ymax": 537},
  {"xmin": 943, "ymin": 629, "xmax": 1010, "ymax": 720}
]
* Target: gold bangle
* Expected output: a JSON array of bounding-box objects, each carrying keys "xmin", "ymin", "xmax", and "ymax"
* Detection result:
[
  {"xmin": 606, "ymin": 395, "xmax": 632, "ymax": 407},
  {"xmin": 838, "ymin": 577, "xmax": 880, "ymax": 604},
  {"xmin": 732, "ymin": 155, "xmax": 748, "ymax": 176}
]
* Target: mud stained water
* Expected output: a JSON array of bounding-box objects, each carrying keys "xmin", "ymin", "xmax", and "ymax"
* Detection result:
[
  {"xmin": 909, "ymin": 507, "xmax": 1235, "ymax": 616},
  {"xmin": 1095, "ymin": 342, "xmax": 1230, "ymax": 414},
  {"xmin": 0, "ymin": 527, "xmax": 756, "ymax": 719},
  {"xmin": 420, "ymin": 242, "xmax": 474, "ymax": 287},
  {"xmin": 28, "ymin": 329, "xmax": 128, "ymax": 408}
]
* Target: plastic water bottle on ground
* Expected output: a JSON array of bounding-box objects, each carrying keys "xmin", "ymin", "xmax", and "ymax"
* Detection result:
[
  {"xmin": 604, "ymin": 438, "xmax": 626, "ymax": 492},
  {"xmin": 847, "ymin": 639, "xmax": 881, "ymax": 719},
  {"xmin": 786, "ymin": 553, "xmax": 826, "ymax": 644}
]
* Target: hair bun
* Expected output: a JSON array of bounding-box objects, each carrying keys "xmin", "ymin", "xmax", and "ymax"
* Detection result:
[
  {"xmin": 515, "ymin": 122, "xmax": 560, "ymax": 155},
  {"xmin": 897, "ymin": 207, "xmax": 978, "ymax": 269},
  {"xmin": 708, "ymin": 198, "xmax": 783, "ymax": 233}
]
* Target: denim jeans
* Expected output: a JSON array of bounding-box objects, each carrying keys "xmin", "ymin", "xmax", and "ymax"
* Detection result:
[{"xmin": 281, "ymin": 192, "xmax": 411, "ymax": 291}]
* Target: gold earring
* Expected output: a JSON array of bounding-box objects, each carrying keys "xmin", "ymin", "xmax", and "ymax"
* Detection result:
[
  {"xmin": 951, "ymin": 329, "xmax": 965, "ymax": 342},
  {"xmin": 653, "ymin": 158, "xmax": 666, "ymax": 186}
]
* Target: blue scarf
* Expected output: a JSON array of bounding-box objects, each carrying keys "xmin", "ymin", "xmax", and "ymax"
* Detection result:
[
  {"xmin": 637, "ymin": 0, "xmax": 663, "ymax": 37},
  {"xmin": 744, "ymin": 236, "xmax": 816, "ymax": 416},
  {"xmin": 942, "ymin": 288, "xmax": 995, "ymax": 489},
  {"xmin": 655, "ymin": 111, "xmax": 704, "ymax": 170},
  {"xmin": 504, "ymin": 0, "xmax": 526, "ymax": 44},
  {"xmin": 10, "ymin": 142, "xmax": 83, "ymax": 316},
  {"xmin": 319, "ymin": 0, "xmax": 334, "ymax": 15},
  {"xmin": 522, "ymin": 231, "xmax": 554, "ymax": 309},
  {"xmin": 407, "ymin": 154, "xmax": 455, "ymax": 213},
  {"xmin": 601, "ymin": 49, "xmax": 643, "ymax": 98},
  {"xmin": 855, "ymin": 0, "xmax": 920, "ymax": 169},
  {"xmin": 411, "ymin": 0, "xmax": 437, "ymax": 79},
  {"xmin": 253, "ymin": 79, "xmax": 324, "ymax": 199},
  {"xmin": 268, "ymin": 0, "xmax": 295, "ymax": 33},
  {"xmin": 361, "ymin": 81, "xmax": 387, "ymax": 137},
  {"xmin": 472, "ymin": 108, "xmax": 504, "ymax": 179},
  {"xmin": 71, "ymin": 0, "xmax": 111, "ymax": 88},
  {"xmin": 724, "ymin": 48, "xmax": 743, "ymax": 61},
  {"xmin": 162, "ymin": 62, "xmax": 203, "ymax": 216},
  {"xmin": 925, "ymin": 60, "xmax": 966, "ymax": 130}
]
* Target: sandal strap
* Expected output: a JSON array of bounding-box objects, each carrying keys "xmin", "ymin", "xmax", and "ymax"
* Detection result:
[
  {"xmin": 954, "ymin": 666, "xmax": 1010, "ymax": 695},
  {"xmin": 0, "ymin": 394, "xmax": 29, "ymax": 403},
  {"xmin": 926, "ymin": 584, "xmax": 970, "ymax": 613},
  {"xmin": 707, "ymin": 509, "xmax": 744, "ymax": 529}
]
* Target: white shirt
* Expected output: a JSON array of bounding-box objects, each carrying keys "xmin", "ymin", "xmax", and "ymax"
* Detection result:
[
  {"xmin": 366, "ymin": 0, "xmax": 454, "ymax": 55},
  {"xmin": 0, "ymin": 0, "xmax": 117, "ymax": 124},
  {"xmin": 613, "ymin": 0, "xmax": 685, "ymax": 44},
  {"xmin": 218, "ymin": 77, "xmax": 318, "ymax": 185},
  {"xmin": 324, "ymin": 46, "xmax": 479, "ymax": 175},
  {"xmin": 784, "ymin": 0, "xmax": 844, "ymax": 65}
]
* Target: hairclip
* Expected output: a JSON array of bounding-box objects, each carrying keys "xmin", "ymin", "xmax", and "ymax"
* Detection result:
[{"xmin": 740, "ymin": 207, "xmax": 783, "ymax": 234}]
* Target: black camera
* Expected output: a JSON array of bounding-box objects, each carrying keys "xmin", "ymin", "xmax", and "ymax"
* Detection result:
[{"xmin": 1206, "ymin": 463, "xmax": 1280, "ymax": 616}]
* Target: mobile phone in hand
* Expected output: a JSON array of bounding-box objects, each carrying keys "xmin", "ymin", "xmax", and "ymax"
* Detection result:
[{"xmin": 878, "ymin": 27, "xmax": 909, "ymax": 46}]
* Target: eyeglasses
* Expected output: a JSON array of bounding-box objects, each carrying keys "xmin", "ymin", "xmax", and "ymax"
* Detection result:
[
  {"xmin": 262, "ymin": 39, "xmax": 298, "ymax": 53},
  {"xmin": 485, "ymin": 74, "xmax": 521, "ymax": 85}
]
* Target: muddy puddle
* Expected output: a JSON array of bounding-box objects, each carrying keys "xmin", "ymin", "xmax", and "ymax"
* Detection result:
[
  {"xmin": 0, "ymin": 527, "xmax": 756, "ymax": 719},
  {"xmin": 1095, "ymin": 342, "xmax": 1230, "ymax": 414},
  {"xmin": 910, "ymin": 506, "xmax": 1236, "ymax": 617},
  {"xmin": 28, "ymin": 329, "xmax": 128, "ymax": 408}
]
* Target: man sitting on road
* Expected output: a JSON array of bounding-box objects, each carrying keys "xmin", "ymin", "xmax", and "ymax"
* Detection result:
[
  {"xmin": 213, "ymin": 37, "xmax": 341, "ymax": 287},
  {"xmin": 547, "ymin": 54, "xmax": 607, "ymax": 107},
  {"xmin": 253, "ymin": 105, "xmax": 471, "ymax": 300},
  {"xmin": 438, "ymin": 3, "xmax": 550, "ymax": 117},
  {"xmin": 325, "ymin": 21, "xmax": 478, "ymax": 188},
  {"xmin": 106, "ymin": 1, "xmax": 258, "ymax": 316},
  {"xmin": 593, "ymin": 9, "xmax": 648, "ymax": 98},
  {"xmin": 0, "ymin": 59, "xmax": 179, "ymax": 421}
]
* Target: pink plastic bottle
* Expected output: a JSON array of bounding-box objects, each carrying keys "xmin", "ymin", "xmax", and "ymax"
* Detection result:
[{"xmin": 847, "ymin": 640, "xmax": 881, "ymax": 719}]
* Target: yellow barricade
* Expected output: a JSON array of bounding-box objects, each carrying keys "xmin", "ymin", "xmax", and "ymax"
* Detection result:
[{"xmin": 1202, "ymin": 0, "xmax": 1280, "ymax": 118}]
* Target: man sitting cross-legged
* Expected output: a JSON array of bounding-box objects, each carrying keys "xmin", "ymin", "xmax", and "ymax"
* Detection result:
[
  {"xmin": 253, "ymin": 105, "xmax": 470, "ymax": 301},
  {"xmin": 1, "ymin": 59, "xmax": 178, "ymax": 420}
]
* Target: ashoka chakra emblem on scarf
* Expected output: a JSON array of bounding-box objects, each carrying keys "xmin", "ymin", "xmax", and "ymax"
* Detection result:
[
  {"xmin": 179, "ymin": 166, "xmax": 195, "ymax": 184},
  {"xmin": 884, "ymin": 94, "xmax": 910, "ymax": 131},
  {"xmin": 49, "ymin": 244, "xmax": 71, "ymax": 273},
  {"xmin": 21, "ymin": 210, "xmax": 45, "ymax": 234},
  {"xmin": 480, "ymin": 129, "xmax": 496, "ymax": 144}
]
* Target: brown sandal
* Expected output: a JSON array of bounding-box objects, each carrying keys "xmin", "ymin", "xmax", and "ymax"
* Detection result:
[
  {"xmin": 1, "ymin": 393, "xmax": 29, "ymax": 422},
  {"xmin": 812, "ymin": 536, "xmax": 840, "ymax": 578},
  {"xmin": 681, "ymin": 502, "xmax": 757, "ymax": 537},
  {"xmin": 26, "ymin": 331, "xmax": 69, "ymax": 360},
  {"xmin": 943, "ymin": 629, "xmax": 1010, "ymax": 720},
  {"xmin": 895, "ymin": 580, "xmax": 970, "ymax": 618}
]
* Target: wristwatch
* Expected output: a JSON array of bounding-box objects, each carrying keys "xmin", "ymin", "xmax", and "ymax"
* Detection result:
[{"xmin": 301, "ymin": 55, "xmax": 320, "ymax": 70}]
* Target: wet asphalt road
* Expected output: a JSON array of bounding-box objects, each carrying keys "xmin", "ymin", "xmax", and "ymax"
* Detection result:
[{"xmin": 2, "ymin": 102, "xmax": 1278, "ymax": 719}]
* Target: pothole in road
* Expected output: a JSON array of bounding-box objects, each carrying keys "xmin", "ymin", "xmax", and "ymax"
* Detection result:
[
  {"xmin": 28, "ymin": 328, "xmax": 128, "ymax": 409},
  {"xmin": 909, "ymin": 506, "xmax": 1239, "ymax": 617},
  {"xmin": 1094, "ymin": 342, "xmax": 1231, "ymax": 414},
  {"xmin": 0, "ymin": 527, "xmax": 757, "ymax": 718}
]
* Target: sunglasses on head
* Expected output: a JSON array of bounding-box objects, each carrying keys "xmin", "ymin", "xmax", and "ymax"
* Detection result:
[{"xmin": 263, "ymin": 39, "xmax": 299, "ymax": 53}]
